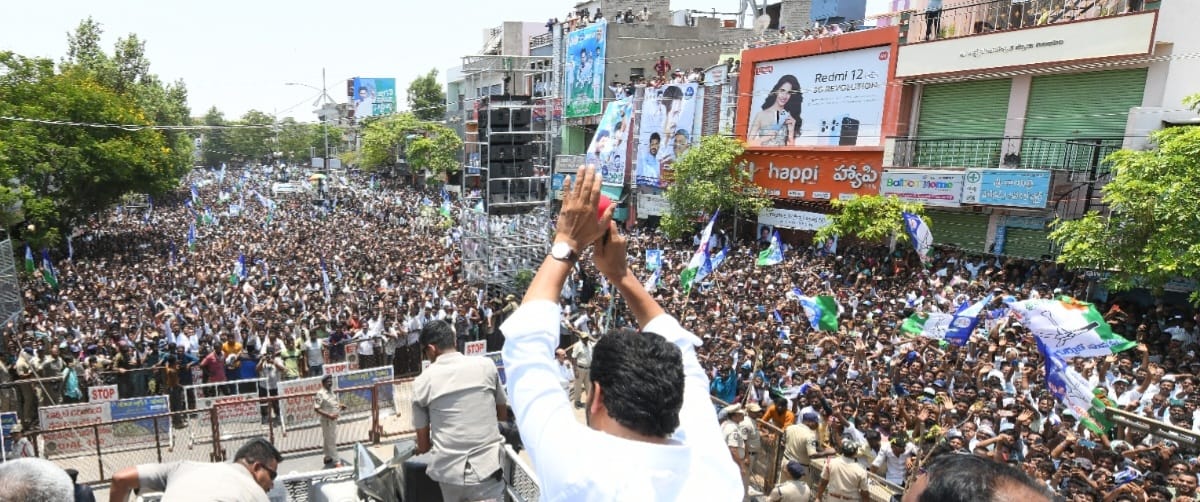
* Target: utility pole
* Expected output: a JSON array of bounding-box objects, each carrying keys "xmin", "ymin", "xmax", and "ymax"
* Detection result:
[{"xmin": 322, "ymin": 68, "xmax": 330, "ymax": 173}]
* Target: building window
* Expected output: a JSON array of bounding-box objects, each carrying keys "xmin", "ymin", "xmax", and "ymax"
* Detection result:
[{"xmin": 629, "ymin": 67, "xmax": 645, "ymax": 82}]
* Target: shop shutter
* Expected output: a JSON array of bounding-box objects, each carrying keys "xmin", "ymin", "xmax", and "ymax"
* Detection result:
[
  {"xmin": 928, "ymin": 211, "xmax": 989, "ymax": 253},
  {"xmin": 1002, "ymin": 227, "xmax": 1053, "ymax": 259},
  {"xmin": 1021, "ymin": 69, "xmax": 1147, "ymax": 167},
  {"xmin": 914, "ymin": 79, "xmax": 1012, "ymax": 167}
]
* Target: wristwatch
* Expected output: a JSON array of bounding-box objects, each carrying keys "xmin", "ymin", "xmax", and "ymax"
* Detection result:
[{"xmin": 550, "ymin": 241, "xmax": 579, "ymax": 263}]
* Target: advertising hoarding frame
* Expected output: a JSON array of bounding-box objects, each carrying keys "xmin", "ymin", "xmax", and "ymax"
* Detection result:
[
  {"xmin": 352, "ymin": 77, "xmax": 398, "ymax": 118},
  {"xmin": 746, "ymin": 150, "xmax": 884, "ymax": 202},
  {"xmin": 880, "ymin": 169, "xmax": 965, "ymax": 207},
  {"xmin": 564, "ymin": 21, "xmax": 607, "ymax": 118},
  {"xmin": 962, "ymin": 168, "xmax": 1052, "ymax": 208}
]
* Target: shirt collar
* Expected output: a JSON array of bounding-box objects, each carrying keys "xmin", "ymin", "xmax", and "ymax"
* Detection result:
[{"xmin": 434, "ymin": 351, "xmax": 463, "ymax": 365}]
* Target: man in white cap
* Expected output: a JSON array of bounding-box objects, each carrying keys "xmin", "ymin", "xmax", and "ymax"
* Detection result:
[
  {"xmin": 9, "ymin": 423, "xmax": 35, "ymax": 459},
  {"xmin": 721, "ymin": 404, "xmax": 749, "ymax": 492}
]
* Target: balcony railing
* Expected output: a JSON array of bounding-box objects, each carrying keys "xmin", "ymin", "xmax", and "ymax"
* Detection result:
[
  {"xmin": 529, "ymin": 32, "xmax": 553, "ymax": 51},
  {"xmin": 903, "ymin": 0, "xmax": 1146, "ymax": 44},
  {"xmin": 891, "ymin": 136, "xmax": 1127, "ymax": 172}
]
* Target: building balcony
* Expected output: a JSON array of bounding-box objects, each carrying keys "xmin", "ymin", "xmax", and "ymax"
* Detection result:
[
  {"xmin": 900, "ymin": 0, "xmax": 1155, "ymax": 45},
  {"xmin": 529, "ymin": 32, "xmax": 553, "ymax": 51},
  {"xmin": 888, "ymin": 136, "xmax": 1126, "ymax": 172}
]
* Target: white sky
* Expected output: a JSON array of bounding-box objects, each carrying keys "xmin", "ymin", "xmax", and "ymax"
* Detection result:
[{"xmin": 0, "ymin": 0, "xmax": 891, "ymax": 121}]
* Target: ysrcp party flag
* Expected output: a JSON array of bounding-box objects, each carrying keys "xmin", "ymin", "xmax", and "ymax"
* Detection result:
[
  {"xmin": 1043, "ymin": 346, "xmax": 1115, "ymax": 435},
  {"xmin": 1010, "ymin": 297, "xmax": 1136, "ymax": 358},
  {"xmin": 756, "ymin": 231, "xmax": 784, "ymax": 267},
  {"xmin": 680, "ymin": 211, "xmax": 718, "ymax": 294},
  {"xmin": 902, "ymin": 211, "xmax": 932, "ymax": 264},
  {"xmin": 901, "ymin": 312, "xmax": 955, "ymax": 340}
]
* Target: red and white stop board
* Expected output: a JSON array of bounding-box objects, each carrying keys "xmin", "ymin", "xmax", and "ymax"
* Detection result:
[{"xmin": 89, "ymin": 385, "xmax": 119, "ymax": 402}]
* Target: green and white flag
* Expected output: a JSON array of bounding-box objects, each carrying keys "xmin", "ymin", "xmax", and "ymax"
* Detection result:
[
  {"xmin": 1010, "ymin": 297, "xmax": 1136, "ymax": 359},
  {"xmin": 756, "ymin": 230, "xmax": 784, "ymax": 267},
  {"xmin": 680, "ymin": 211, "xmax": 718, "ymax": 294},
  {"xmin": 23, "ymin": 245, "xmax": 34, "ymax": 274},
  {"xmin": 900, "ymin": 312, "xmax": 955, "ymax": 340},
  {"xmin": 815, "ymin": 295, "xmax": 840, "ymax": 332}
]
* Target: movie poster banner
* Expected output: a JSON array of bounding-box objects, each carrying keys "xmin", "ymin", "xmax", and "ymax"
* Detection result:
[
  {"xmin": 635, "ymin": 83, "xmax": 700, "ymax": 188},
  {"xmin": 586, "ymin": 98, "xmax": 635, "ymax": 186},
  {"xmin": 352, "ymin": 77, "xmax": 397, "ymax": 118},
  {"xmin": 747, "ymin": 46, "xmax": 889, "ymax": 147},
  {"xmin": 564, "ymin": 21, "xmax": 607, "ymax": 118}
]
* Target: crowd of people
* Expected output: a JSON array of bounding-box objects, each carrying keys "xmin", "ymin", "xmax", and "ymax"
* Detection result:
[
  {"xmin": 0, "ymin": 167, "xmax": 500, "ymax": 433},
  {"xmin": 0, "ymin": 162, "xmax": 1196, "ymax": 502},
  {"xmin": 600, "ymin": 227, "xmax": 1199, "ymax": 500}
]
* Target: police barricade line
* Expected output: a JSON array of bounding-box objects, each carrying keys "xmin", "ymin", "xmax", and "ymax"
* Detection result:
[
  {"xmin": 377, "ymin": 378, "xmax": 417, "ymax": 439},
  {"xmin": 183, "ymin": 378, "xmax": 267, "ymax": 448},
  {"xmin": 207, "ymin": 384, "xmax": 381, "ymax": 459},
  {"xmin": 36, "ymin": 396, "xmax": 173, "ymax": 461}
]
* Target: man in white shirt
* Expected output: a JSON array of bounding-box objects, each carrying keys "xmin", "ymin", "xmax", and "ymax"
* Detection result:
[{"xmin": 500, "ymin": 165, "xmax": 742, "ymax": 500}]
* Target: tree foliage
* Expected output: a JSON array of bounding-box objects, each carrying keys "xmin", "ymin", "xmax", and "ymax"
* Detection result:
[
  {"xmin": 200, "ymin": 107, "xmax": 232, "ymax": 167},
  {"xmin": 661, "ymin": 136, "xmax": 769, "ymax": 238},
  {"xmin": 358, "ymin": 113, "xmax": 460, "ymax": 174},
  {"xmin": 0, "ymin": 18, "xmax": 192, "ymax": 246},
  {"xmin": 1050, "ymin": 95, "xmax": 1200, "ymax": 303},
  {"xmin": 814, "ymin": 195, "xmax": 927, "ymax": 245},
  {"xmin": 225, "ymin": 110, "xmax": 275, "ymax": 164},
  {"xmin": 407, "ymin": 69, "xmax": 446, "ymax": 121}
]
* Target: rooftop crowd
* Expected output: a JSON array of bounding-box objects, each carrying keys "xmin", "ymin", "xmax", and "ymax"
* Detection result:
[{"xmin": 0, "ymin": 166, "xmax": 1196, "ymax": 501}]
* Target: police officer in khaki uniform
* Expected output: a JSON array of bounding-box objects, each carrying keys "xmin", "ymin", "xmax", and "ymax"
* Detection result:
[
  {"xmin": 815, "ymin": 439, "xmax": 870, "ymax": 502},
  {"xmin": 721, "ymin": 404, "xmax": 749, "ymax": 496},
  {"xmin": 742, "ymin": 403, "xmax": 764, "ymax": 479},
  {"xmin": 314, "ymin": 374, "xmax": 346, "ymax": 467},
  {"xmin": 783, "ymin": 411, "xmax": 834, "ymax": 486}
]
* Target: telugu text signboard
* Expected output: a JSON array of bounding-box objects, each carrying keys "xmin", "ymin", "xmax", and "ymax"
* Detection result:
[
  {"xmin": 746, "ymin": 151, "xmax": 883, "ymax": 202},
  {"xmin": 278, "ymin": 376, "xmax": 324, "ymax": 429},
  {"xmin": 38, "ymin": 396, "xmax": 169, "ymax": 458},
  {"xmin": 961, "ymin": 169, "xmax": 1051, "ymax": 208},
  {"xmin": 757, "ymin": 208, "xmax": 832, "ymax": 232}
]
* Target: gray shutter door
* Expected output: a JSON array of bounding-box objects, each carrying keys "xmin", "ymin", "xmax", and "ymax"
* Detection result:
[
  {"xmin": 915, "ymin": 80, "xmax": 1012, "ymax": 167},
  {"xmin": 1002, "ymin": 228, "xmax": 1053, "ymax": 259},
  {"xmin": 1020, "ymin": 69, "xmax": 1147, "ymax": 167}
]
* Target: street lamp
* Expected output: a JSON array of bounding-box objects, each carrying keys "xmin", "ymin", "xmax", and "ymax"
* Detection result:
[{"xmin": 285, "ymin": 68, "xmax": 337, "ymax": 171}]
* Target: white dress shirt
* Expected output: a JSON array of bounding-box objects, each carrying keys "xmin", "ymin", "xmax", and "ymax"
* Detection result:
[{"xmin": 501, "ymin": 300, "xmax": 742, "ymax": 501}]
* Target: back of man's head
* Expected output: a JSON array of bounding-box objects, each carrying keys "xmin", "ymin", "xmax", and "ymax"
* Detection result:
[
  {"xmin": 0, "ymin": 458, "xmax": 74, "ymax": 502},
  {"xmin": 589, "ymin": 328, "xmax": 684, "ymax": 438},
  {"xmin": 234, "ymin": 437, "xmax": 283, "ymax": 466},
  {"xmin": 908, "ymin": 453, "xmax": 1051, "ymax": 502},
  {"xmin": 419, "ymin": 320, "xmax": 456, "ymax": 350}
]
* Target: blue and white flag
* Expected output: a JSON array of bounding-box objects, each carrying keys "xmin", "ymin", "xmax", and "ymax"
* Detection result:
[
  {"xmin": 644, "ymin": 267, "xmax": 662, "ymax": 294},
  {"xmin": 710, "ymin": 246, "xmax": 730, "ymax": 273},
  {"xmin": 902, "ymin": 211, "xmax": 933, "ymax": 264},
  {"xmin": 187, "ymin": 223, "xmax": 196, "ymax": 250},
  {"xmin": 421, "ymin": 197, "xmax": 434, "ymax": 206},
  {"xmin": 235, "ymin": 253, "xmax": 247, "ymax": 280},
  {"xmin": 67, "ymin": 236, "xmax": 74, "ymax": 262},
  {"xmin": 756, "ymin": 231, "xmax": 784, "ymax": 266},
  {"xmin": 320, "ymin": 258, "xmax": 332, "ymax": 301},
  {"xmin": 797, "ymin": 294, "xmax": 824, "ymax": 330},
  {"xmin": 190, "ymin": 184, "xmax": 200, "ymax": 204},
  {"xmin": 168, "ymin": 242, "xmax": 176, "ymax": 267},
  {"xmin": 944, "ymin": 294, "xmax": 993, "ymax": 346}
]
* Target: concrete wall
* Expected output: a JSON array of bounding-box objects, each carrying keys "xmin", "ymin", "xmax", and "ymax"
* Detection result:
[
  {"xmin": 604, "ymin": 18, "xmax": 753, "ymax": 85},
  {"xmin": 1136, "ymin": 1, "xmax": 1200, "ymax": 130}
]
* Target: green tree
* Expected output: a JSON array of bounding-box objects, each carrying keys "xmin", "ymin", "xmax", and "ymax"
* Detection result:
[
  {"xmin": 275, "ymin": 118, "xmax": 315, "ymax": 164},
  {"xmin": 0, "ymin": 52, "xmax": 178, "ymax": 246},
  {"xmin": 661, "ymin": 136, "xmax": 769, "ymax": 238},
  {"xmin": 201, "ymin": 107, "xmax": 232, "ymax": 167},
  {"xmin": 359, "ymin": 113, "xmax": 460, "ymax": 174},
  {"xmin": 814, "ymin": 195, "xmax": 927, "ymax": 246},
  {"xmin": 225, "ymin": 110, "xmax": 275, "ymax": 163},
  {"xmin": 1050, "ymin": 94, "xmax": 1200, "ymax": 303},
  {"xmin": 407, "ymin": 69, "xmax": 446, "ymax": 121}
]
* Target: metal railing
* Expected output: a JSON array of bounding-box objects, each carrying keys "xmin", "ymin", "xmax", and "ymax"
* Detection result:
[
  {"xmin": 904, "ymin": 0, "xmax": 1140, "ymax": 44},
  {"xmin": 529, "ymin": 32, "xmax": 553, "ymax": 51},
  {"xmin": 890, "ymin": 136, "xmax": 1126, "ymax": 172}
]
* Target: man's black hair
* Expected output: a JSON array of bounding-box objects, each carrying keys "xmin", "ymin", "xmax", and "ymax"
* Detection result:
[
  {"xmin": 589, "ymin": 327, "xmax": 684, "ymax": 438},
  {"xmin": 419, "ymin": 320, "xmax": 456, "ymax": 350},
  {"xmin": 917, "ymin": 453, "xmax": 1051, "ymax": 502},
  {"xmin": 234, "ymin": 437, "xmax": 282, "ymax": 465}
]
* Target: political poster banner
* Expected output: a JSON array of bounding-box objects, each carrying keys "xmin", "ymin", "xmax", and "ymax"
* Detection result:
[
  {"xmin": 635, "ymin": 83, "xmax": 701, "ymax": 187},
  {"xmin": 335, "ymin": 366, "xmax": 395, "ymax": 414},
  {"xmin": 564, "ymin": 21, "xmax": 607, "ymax": 118},
  {"xmin": 1, "ymin": 412, "xmax": 17, "ymax": 458},
  {"xmin": 747, "ymin": 46, "xmax": 890, "ymax": 147},
  {"xmin": 586, "ymin": 97, "xmax": 635, "ymax": 186},
  {"xmin": 38, "ymin": 396, "xmax": 169, "ymax": 458},
  {"xmin": 351, "ymin": 77, "xmax": 397, "ymax": 118}
]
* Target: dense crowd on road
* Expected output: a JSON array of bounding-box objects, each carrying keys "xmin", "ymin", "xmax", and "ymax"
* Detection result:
[{"xmin": 1, "ymin": 166, "xmax": 1198, "ymax": 500}]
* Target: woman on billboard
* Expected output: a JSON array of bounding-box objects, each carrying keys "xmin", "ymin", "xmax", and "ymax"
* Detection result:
[{"xmin": 747, "ymin": 75, "xmax": 803, "ymax": 147}]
